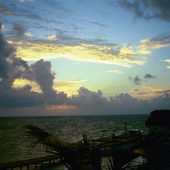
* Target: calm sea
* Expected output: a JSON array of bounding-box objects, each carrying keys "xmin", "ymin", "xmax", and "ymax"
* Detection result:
[{"xmin": 0, "ymin": 115, "xmax": 148, "ymax": 168}]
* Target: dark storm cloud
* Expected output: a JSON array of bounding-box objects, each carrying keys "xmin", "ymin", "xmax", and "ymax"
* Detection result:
[
  {"xmin": 0, "ymin": 27, "xmax": 32, "ymax": 82},
  {"xmin": 0, "ymin": 29, "xmax": 44, "ymax": 107},
  {"xmin": 0, "ymin": 30, "xmax": 14, "ymax": 79},
  {"xmin": 118, "ymin": 0, "xmax": 170, "ymax": 21},
  {"xmin": 69, "ymin": 87, "xmax": 110, "ymax": 114},
  {"xmin": 0, "ymin": 85, "xmax": 44, "ymax": 108},
  {"xmin": 0, "ymin": 26, "xmax": 169, "ymax": 115},
  {"xmin": 0, "ymin": 28, "xmax": 66, "ymax": 108},
  {"xmin": 69, "ymin": 87, "xmax": 107, "ymax": 107},
  {"xmin": 144, "ymin": 74, "xmax": 156, "ymax": 79},
  {"xmin": 69, "ymin": 87, "xmax": 145, "ymax": 115},
  {"xmin": 69, "ymin": 87, "xmax": 170, "ymax": 115},
  {"xmin": 32, "ymin": 60, "xmax": 55, "ymax": 97},
  {"xmin": 32, "ymin": 60, "xmax": 67, "ymax": 105}
]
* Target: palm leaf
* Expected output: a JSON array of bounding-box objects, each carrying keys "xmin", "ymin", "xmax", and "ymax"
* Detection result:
[
  {"xmin": 24, "ymin": 124, "xmax": 102, "ymax": 170},
  {"xmin": 107, "ymin": 158, "xmax": 115, "ymax": 170},
  {"xmin": 24, "ymin": 124, "xmax": 76, "ymax": 155}
]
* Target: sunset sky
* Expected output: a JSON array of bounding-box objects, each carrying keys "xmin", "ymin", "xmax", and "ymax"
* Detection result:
[{"xmin": 0, "ymin": 0, "xmax": 170, "ymax": 116}]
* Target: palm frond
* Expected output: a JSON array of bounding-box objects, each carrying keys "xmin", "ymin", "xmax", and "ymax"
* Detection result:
[
  {"xmin": 107, "ymin": 158, "xmax": 115, "ymax": 170},
  {"xmin": 24, "ymin": 124, "xmax": 102, "ymax": 170},
  {"xmin": 24, "ymin": 124, "xmax": 76, "ymax": 155}
]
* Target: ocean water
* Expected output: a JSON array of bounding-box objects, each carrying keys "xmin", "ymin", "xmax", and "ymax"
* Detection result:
[{"xmin": 0, "ymin": 115, "xmax": 148, "ymax": 168}]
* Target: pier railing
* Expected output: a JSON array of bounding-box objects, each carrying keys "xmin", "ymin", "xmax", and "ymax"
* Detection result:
[{"xmin": 0, "ymin": 155, "xmax": 62, "ymax": 170}]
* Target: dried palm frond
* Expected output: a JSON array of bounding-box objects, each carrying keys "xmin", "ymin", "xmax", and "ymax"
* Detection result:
[
  {"xmin": 107, "ymin": 158, "xmax": 115, "ymax": 170},
  {"xmin": 24, "ymin": 124, "xmax": 102, "ymax": 170},
  {"xmin": 24, "ymin": 124, "xmax": 76, "ymax": 155}
]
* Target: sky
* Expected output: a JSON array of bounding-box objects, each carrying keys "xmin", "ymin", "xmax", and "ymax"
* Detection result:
[{"xmin": 0, "ymin": 0, "xmax": 170, "ymax": 116}]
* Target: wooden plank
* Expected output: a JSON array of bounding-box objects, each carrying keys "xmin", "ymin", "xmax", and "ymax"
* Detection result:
[{"xmin": 0, "ymin": 155, "xmax": 61, "ymax": 170}]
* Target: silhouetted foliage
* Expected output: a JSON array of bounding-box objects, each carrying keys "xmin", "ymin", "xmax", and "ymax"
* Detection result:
[{"xmin": 25, "ymin": 124, "xmax": 101, "ymax": 170}]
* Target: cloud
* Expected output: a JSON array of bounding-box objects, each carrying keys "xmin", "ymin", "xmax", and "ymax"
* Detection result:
[
  {"xmin": 69, "ymin": 87, "xmax": 109, "ymax": 114},
  {"xmin": 68, "ymin": 87, "xmax": 170, "ymax": 115},
  {"xmin": 32, "ymin": 59, "xmax": 67, "ymax": 105},
  {"xmin": 0, "ymin": 22, "xmax": 4, "ymax": 31},
  {"xmin": 53, "ymin": 79, "xmax": 87, "ymax": 96},
  {"xmin": 47, "ymin": 34, "xmax": 57, "ymax": 40},
  {"xmin": 0, "ymin": 85, "xmax": 44, "ymax": 108},
  {"xmin": 12, "ymin": 78, "xmax": 41, "ymax": 93},
  {"xmin": 138, "ymin": 33, "xmax": 170, "ymax": 54},
  {"xmin": 0, "ymin": 28, "xmax": 169, "ymax": 115},
  {"xmin": 0, "ymin": 29, "xmax": 67, "ymax": 108},
  {"xmin": 163, "ymin": 59, "xmax": 170, "ymax": 69},
  {"xmin": 118, "ymin": 0, "xmax": 170, "ymax": 21},
  {"xmin": 8, "ymin": 38, "xmax": 144, "ymax": 68},
  {"xmin": 0, "ymin": 4, "xmax": 14, "ymax": 15},
  {"xmin": 0, "ymin": 27, "xmax": 44, "ymax": 108},
  {"xmin": 24, "ymin": 32, "xmax": 32, "ymax": 37},
  {"xmin": 87, "ymin": 21, "xmax": 107, "ymax": 28},
  {"xmin": 130, "ymin": 74, "xmax": 156, "ymax": 85},
  {"xmin": 131, "ymin": 86, "xmax": 170, "ymax": 99},
  {"xmin": 106, "ymin": 70, "xmax": 124, "ymax": 74},
  {"xmin": 3, "ymin": 86, "xmax": 170, "ymax": 115},
  {"xmin": 144, "ymin": 74, "xmax": 156, "ymax": 79},
  {"xmin": 129, "ymin": 76, "xmax": 142, "ymax": 85},
  {"xmin": 0, "ymin": 0, "xmax": 71, "ymax": 26},
  {"xmin": 0, "ymin": 29, "xmax": 32, "ymax": 82},
  {"xmin": 0, "ymin": 1, "xmax": 42, "ymax": 22},
  {"xmin": 18, "ymin": 0, "xmax": 34, "ymax": 2},
  {"xmin": 12, "ymin": 23, "xmax": 26, "ymax": 39},
  {"xmin": 0, "ymin": 22, "xmax": 170, "ymax": 115}
]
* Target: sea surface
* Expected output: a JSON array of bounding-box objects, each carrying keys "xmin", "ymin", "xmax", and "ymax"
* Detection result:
[{"xmin": 0, "ymin": 115, "xmax": 148, "ymax": 169}]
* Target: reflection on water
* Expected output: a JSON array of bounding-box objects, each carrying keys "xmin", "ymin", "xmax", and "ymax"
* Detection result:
[{"xmin": 0, "ymin": 115, "xmax": 148, "ymax": 166}]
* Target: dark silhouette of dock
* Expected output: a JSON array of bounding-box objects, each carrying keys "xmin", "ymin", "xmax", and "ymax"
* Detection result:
[{"xmin": 0, "ymin": 155, "xmax": 62, "ymax": 170}]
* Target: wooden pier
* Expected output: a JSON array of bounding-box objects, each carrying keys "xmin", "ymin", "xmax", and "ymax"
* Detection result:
[{"xmin": 0, "ymin": 155, "xmax": 63, "ymax": 170}]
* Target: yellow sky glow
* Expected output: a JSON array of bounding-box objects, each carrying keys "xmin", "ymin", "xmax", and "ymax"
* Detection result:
[
  {"xmin": 12, "ymin": 78, "xmax": 86, "ymax": 96},
  {"xmin": 8, "ymin": 40, "xmax": 145, "ymax": 68},
  {"xmin": 47, "ymin": 34, "xmax": 57, "ymax": 40},
  {"xmin": 131, "ymin": 86, "xmax": 170, "ymax": 99},
  {"xmin": 12, "ymin": 79, "xmax": 42, "ymax": 93}
]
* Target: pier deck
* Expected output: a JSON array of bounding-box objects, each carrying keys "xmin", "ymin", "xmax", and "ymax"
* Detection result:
[{"xmin": 0, "ymin": 155, "xmax": 62, "ymax": 170}]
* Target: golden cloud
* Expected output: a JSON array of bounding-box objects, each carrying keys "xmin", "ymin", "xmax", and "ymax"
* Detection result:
[
  {"xmin": 24, "ymin": 32, "xmax": 32, "ymax": 37},
  {"xmin": 164, "ymin": 59, "xmax": 170, "ymax": 63},
  {"xmin": 8, "ymin": 40, "xmax": 144, "ymax": 68},
  {"xmin": 106, "ymin": 70, "xmax": 124, "ymax": 74},
  {"xmin": 47, "ymin": 34, "xmax": 57, "ymax": 40},
  {"xmin": 12, "ymin": 78, "xmax": 86, "ymax": 96},
  {"xmin": 12, "ymin": 78, "xmax": 42, "ymax": 93},
  {"xmin": 163, "ymin": 59, "xmax": 170, "ymax": 69},
  {"xmin": 138, "ymin": 38, "xmax": 170, "ymax": 54},
  {"xmin": 47, "ymin": 104, "xmax": 77, "ymax": 111},
  {"xmin": 131, "ymin": 86, "xmax": 170, "ymax": 99},
  {"xmin": 53, "ymin": 79, "xmax": 87, "ymax": 96}
]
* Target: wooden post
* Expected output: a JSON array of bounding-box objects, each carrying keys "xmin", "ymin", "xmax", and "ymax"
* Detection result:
[
  {"xmin": 35, "ymin": 163, "xmax": 38, "ymax": 169},
  {"xmin": 82, "ymin": 134, "xmax": 88, "ymax": 145},
  {"xmin": 26, "ymin": 165, "xmax": 29, "ymax": 170},
  {"xmin": 125, "ymin": 122, "xmax": 127, "ymax": 137}
]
